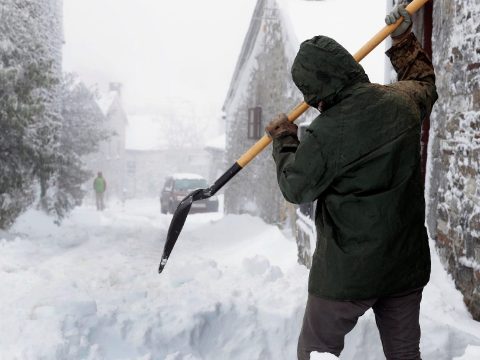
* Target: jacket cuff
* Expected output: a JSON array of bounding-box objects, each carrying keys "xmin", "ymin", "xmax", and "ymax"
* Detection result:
[
  {"xmin": 385, "ymin": 32, "xmax": 419, "ymax": 72},
  {"xmin": 272, "ymin": 134, "xmax": 299, "ymax": 153}
]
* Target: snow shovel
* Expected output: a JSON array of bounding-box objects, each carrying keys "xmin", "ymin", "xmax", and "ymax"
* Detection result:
[{"xmin": 158, "ymin": 0, "xmax": 431, "ymax": 274}]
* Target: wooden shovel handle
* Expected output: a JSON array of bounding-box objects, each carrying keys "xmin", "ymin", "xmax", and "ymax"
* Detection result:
[
  {"xmin": 353, "ymin": 0, "xmax": 430, "ymax": 62},
  {"xmin": 237, "ymin": 102, "xmax": 310, "ymax": 167},
  {"xmin": 237, "ymin": 0, "xmax": 431, "ymax": 168}
]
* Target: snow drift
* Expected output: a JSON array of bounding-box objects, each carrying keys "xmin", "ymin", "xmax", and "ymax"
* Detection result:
[{"xmin": 1, "ymin": 200, "xmax": 480, "ymax": 359}]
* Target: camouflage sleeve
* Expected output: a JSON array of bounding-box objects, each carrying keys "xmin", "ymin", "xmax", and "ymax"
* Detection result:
[{"xmin": 386, "ymin": 32, "xmax": 438, "ymax": 119}]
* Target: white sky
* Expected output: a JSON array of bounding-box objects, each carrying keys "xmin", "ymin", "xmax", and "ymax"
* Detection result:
[
  {"xmin": 63, "ymin": 0, "xmax": 389, "ymax": 126},
  {"xmin": 63, "ymin": 0, "xmax": 257, "ymax": 117}
]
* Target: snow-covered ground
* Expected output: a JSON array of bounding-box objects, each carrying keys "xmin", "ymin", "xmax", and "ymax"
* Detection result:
[{"xmin": 1, "ymin": 199, "xmax": 480, "ymax": 360}]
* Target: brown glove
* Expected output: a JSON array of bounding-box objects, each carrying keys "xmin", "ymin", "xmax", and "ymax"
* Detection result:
[{"xmin": 265, "ymin": 113, "xmax": 298, "ymax": 139}]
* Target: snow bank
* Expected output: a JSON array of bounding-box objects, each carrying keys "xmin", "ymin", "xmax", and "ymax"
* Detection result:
[
  {"xmin": 454, "ymin": 346, "xmax": 480, "ymax": 360},
  {"xmin": 1, "ymin": 199, "xmax": 480, "ymax": 359},
  {"xmin": 172, "ymin": 173, "xmax": 206, "ymax": 180},
  {"xmin": 0, "ymin": 201, "xmax": 305, "ymax": 359},
  {"xmin": 311, "ymin": 352, "xmax": 338, "ymax": 360}
]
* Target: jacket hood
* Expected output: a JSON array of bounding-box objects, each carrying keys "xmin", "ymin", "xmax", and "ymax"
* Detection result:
[{"xmin": 291, "ymin": 36, "xmax": 369, "ymax": 108}]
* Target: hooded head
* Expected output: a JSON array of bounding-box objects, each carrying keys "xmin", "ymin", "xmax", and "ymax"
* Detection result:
[{"xmin": 291, "ymin": 36, "xmax": 369, "ymax": 109}]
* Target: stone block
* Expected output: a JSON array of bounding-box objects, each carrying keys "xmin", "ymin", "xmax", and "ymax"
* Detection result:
[
  {"xmin": 429, "ymin": 0, "xmax": 480, "ymax": 321},
  {"xmin": 459, "ymin": 165, "xmax": 477, "ymax": 179},
  {"xmin": 456, "ymin": 265, "xmax": 474, "ymax": 291},
  {"xmin": 473, "ymin": 88, "xmax": 480, "ymax": 109},
  {"xmin": 436, "ymin": 228, "xmax": 452, "ymax": 248},
  {"xmin": 470, "ymin": 213, "xmax": 480, "ymax": 232},
  {"xmin": 445, "ymin": 114, "xmax": 461, "ymax": 136},
  {"xmin": 437, "ymin": 206, "xmax": 449, "ymax": 223},
  {"xmin": 467, "ymin": 63, "xmax": 480, "ymax": 71},
  {"xmin": 464, "ymin": 294, "xmax": 480, "ymax": 321}
]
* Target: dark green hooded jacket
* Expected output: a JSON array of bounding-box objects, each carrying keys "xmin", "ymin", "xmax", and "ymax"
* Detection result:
[{"xmin": 272, "ymin": 33, "xmax": 438, "ymax": 300}]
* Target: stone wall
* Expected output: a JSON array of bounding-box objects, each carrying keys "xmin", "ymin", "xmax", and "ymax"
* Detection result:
[
  {"xmin": 428, "ymin": 0, "xmax": 480, "ymax": 319},
  {"xmin": 224, "ymin": 0, "xmax": 302, "ymax": 224}
]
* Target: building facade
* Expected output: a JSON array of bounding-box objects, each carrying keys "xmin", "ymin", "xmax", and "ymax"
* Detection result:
[
  {"xmin": 205, "ymin": 134, "xmax": 226, "ymax": 183},
  {"xmin": 387, "ymin": 0, "xmax": 480, "ymax": 321},
  {"xmin": 125, "ymin": 148, "xmax": 210, "ymax": 199},
  {"xmin": 124, "ymin": 115, "xmax": 210, "ymax": 199},
  {"xmin": 222, "ymin": 0, "xmax": 385, "ymax": 258},
  {"xmin": 223, "ymin": 0, "xmax": 314, "ymax": 225},
  {"xmin": 425, "ymin": 0, "xmax": 480, "ymax": 319},
  {"xmin": 87, "ymin": 83, "xmax": 128, "ymax": 201},
  {"xmin": 228, "ymin": 0, "xmax": 480, "ymax": 320}
]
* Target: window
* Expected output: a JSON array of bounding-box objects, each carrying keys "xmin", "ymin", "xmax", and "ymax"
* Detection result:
[
  {"xmin": 173, "ymin": 178, "xmax": 208, "ymax": 191},
  {"xmin": 248, "ymin": 107, "xmax": 262, "ymax": 139}
]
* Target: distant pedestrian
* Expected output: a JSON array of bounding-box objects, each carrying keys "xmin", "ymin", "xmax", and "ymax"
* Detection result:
[{"xmin": 93, "ymin": 172, "xmax": 107, "ymax": 211}]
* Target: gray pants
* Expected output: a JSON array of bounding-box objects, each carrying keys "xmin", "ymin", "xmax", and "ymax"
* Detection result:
[
  {"xmin": 298, "ymin": 288, "xmax": 423, "ymax": 360},
  {"xmin": 95, "ymin": 192, "xmax": 105, "ymax": 211}
]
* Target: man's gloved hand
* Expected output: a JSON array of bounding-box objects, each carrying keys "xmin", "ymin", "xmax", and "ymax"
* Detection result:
[
  {"xmin": 385, "ymin": 3, "xmax": 412, "ymax": 39},
  {"xmin": 265, "ymin": 113, "xmax": 298, "ymax": 139}
]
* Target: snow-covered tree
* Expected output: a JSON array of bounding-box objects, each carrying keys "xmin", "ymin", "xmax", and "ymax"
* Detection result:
[
  {"xmin": 0, "ymin": 0, "xmax": 59, "ymax": 229},
  {"xmin": 0, "ymin": 0, "xmax": 91, "ymax": 227},
  {"xmin": 27, "ymin": 0, "xmax": 64, "ymax": 214},
  {"xmin": 48, "ymin": 74, "xmax": 110, "ymax": 221},
  {"xmin": 160, "ymin": 101, "xmax": 209, "ymax": 149}
]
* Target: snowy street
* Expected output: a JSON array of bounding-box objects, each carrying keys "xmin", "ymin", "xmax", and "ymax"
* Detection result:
[
  {"xmin": 1, "ymin": 199, "xmax": 305, "ymax": 359},
  {"xmin": 0, "ymin": 199, "xmax": 480, "ymax": 359},
  {"xmin": 2, "ymin": 0, "xmax": 479, "ymax": 359}
]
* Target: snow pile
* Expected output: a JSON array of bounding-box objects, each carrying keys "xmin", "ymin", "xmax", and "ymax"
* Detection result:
[
  {"xmin": 1, "ymin": 199, "xmax": 480, "ymax": 359},
  {"xmin": 311, "ymin": 352, "xmax": 339, "ymax": 360},
  {"xmin": 454, "ymin": 346, "xmax": 480, "ymax": 360},
  {"xmin": 172, "ymin": 173, "xmax": 206, "ymax": 180},
  {"xmin": 96, "ymin": 91, "xmax": 117, "ymax": 117},
  {"xmin": 0, "ymin": 201, "xmax": 305, "ymax": 359}
]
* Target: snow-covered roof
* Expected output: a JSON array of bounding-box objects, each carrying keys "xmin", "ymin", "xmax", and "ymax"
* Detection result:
[
  {"xmin": 96, "ymin": 91, "xmax": 117, "ymax": 116},
  {"xmin": 172, "ymin": 173, "xmax": 205, "ymax": 180},
  {"xmin": 205, "ymin": 134, "xmax": 226, "ymax": 152},
  {"xmin": 224, "ymin": 0, "xmax": 387, "ymax": 109},
  {"xmin": 126, "ymin": 115, "xmax": 168, "ymax": 151}
]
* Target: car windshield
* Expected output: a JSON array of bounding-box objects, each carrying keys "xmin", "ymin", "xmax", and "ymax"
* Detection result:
[{"xmin": 174, "ymin": 178, "xmax": 207, "ymax": 191}]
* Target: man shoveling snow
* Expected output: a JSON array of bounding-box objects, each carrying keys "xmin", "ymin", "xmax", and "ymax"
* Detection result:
[{"xmin": 266, "ymin": 3, "xmax": 437, "ymax": 359}]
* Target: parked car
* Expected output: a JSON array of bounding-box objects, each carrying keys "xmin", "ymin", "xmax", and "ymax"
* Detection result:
[{"xmin": 160, "ymin": 173, "xmax": 219, "ymax": 214}]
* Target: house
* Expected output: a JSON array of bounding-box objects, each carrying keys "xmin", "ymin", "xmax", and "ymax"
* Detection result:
[
  {"xmin": 386, "ymin": 0, "xmax": 480, "ymax": 321},
  {"xmin": 222, "ymin": 0, "xmax": 385, "ymax": 254},
  {"xmin": 226, "ymin": 0, "xmax": 480, "ymax": 320},
  {"xmin": 397, "ymin": 0, "xmax": 480, "ymax": 320},
  {"xmin": 205, "ymin": 133, "xmax": 226, "ymax": 183},
  {"xmin": 125, "ymin": 115, "xmax": 210, "ymax": 199},
  {"xmin": 87, "ymin": 82, "xmax": 128, "ymax": 200}
]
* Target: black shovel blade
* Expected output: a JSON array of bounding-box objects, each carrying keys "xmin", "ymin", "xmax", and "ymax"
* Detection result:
[
  {"xmin": 158, "ymin": 163, "xmax": 242, "ymax": 274},
  {"xmin": 158, "ymin": 189, "xmax": 204, "ymax": 273}
]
